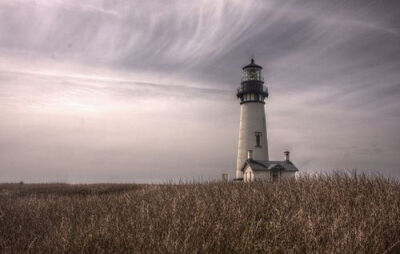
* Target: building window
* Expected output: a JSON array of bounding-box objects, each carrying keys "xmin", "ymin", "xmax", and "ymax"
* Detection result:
[{"xmin": 255, "ymin": 132, "xmax": 262, "ymax": 147}]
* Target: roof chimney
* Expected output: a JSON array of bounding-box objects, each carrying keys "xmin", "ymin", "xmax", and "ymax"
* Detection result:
[
  {"xmin": 247, "ymin": 150, "xmax": 253, "ymax": 160},
  {"xmin": 284, "ymin": 151, "xmax": 290, "ymax": 161}
]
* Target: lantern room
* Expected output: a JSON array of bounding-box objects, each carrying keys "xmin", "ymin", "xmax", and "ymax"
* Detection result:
[
  {"xmin": 242, "ymin": 58, "xmax": 263, "ymax": 82},
  {"xmin": 237, "ymin": 58, "xmax": 268, "ymax": 103}
]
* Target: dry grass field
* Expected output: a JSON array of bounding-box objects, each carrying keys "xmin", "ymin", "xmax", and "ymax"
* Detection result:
[{"xmin": 0, "ymin": 174, "xmax": 400, "ymax": 253}]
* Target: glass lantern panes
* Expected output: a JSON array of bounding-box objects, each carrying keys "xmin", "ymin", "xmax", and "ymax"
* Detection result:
[{"xmin": 242, "ymin": 68, "xmax": 262, "ymax": 81}]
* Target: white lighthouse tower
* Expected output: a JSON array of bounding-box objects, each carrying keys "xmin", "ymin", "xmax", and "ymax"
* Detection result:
[
  {"xmin": 235, "ymin": 58, "xmax": 269, "ymax": 179},
  {"xmin": 235, "ymin": 59, "xmax": 299, "ymax": 182}
]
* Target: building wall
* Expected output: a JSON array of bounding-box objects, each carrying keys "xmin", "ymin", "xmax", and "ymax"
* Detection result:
[
  {"xmin": 254, "ymin": 171, "xmax": 270, "ymax": 181},
  {"xmin": 244, "ymin": 168, "xmax": 296, "ymax": 182},
  {"xmin": 280, "ymin": 171, "xmax": 296, "ymax": 179},
  {"xmin": 236, "ymin": 102, "xmax": 269, "ymax": 179}
]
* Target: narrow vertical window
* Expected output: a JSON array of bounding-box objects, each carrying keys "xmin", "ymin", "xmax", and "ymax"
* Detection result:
[{"xmin": 255, "ymin": 132, "xmax": 262, "ymax": 147}]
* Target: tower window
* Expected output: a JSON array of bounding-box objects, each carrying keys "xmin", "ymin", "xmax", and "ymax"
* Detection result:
[{"xmin": 255, "ymin": 132, "xmax": 262, "ymax": 147}]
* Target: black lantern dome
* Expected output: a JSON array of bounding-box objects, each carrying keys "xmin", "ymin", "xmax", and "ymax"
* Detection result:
[{"xmin": 242, "ymin": 58, "xmax": 262, "ymax": 70}]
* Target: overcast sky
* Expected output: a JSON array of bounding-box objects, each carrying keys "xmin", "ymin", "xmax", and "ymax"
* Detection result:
[{"xmin": 0, "ymin": 0, "xmax": 399, "ymax": 183}]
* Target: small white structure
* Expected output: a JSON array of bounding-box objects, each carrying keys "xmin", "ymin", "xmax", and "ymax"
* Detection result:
[
  {"xmin": 235, "ymin": 59, "xmax": 299, "ymax": 182},
  {"xmin": 242, "ymin": 150, "xmax": 298, "ymax": 182}
]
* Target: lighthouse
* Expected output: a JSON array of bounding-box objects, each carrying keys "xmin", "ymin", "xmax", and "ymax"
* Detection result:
[
  {"xmin": 235, "ymin": 58, "xmax": 269, "ymax": 179},
  {"xmin": 235, "ymin": 59, "xmax": 298, "ymax": 182}
]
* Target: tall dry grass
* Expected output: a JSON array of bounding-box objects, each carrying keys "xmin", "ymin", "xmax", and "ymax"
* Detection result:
[{"xmin": 0, "ymin": 173, "xmax": 399, "ymax": 253}]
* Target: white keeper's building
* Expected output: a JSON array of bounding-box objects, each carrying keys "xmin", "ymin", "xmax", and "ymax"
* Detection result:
[{"xmin": 235, "ymin": 59, "xmax": 299, "ymax": 182}]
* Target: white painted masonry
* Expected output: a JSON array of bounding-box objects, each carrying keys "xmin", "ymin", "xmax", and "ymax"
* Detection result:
[
  {"xmin": 236, "ymin": 102, "xmax": 268, "ymax": 179},
  {"xmin": 243, "ymin": 166, "xmax": 296, "ymax": 182}
]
